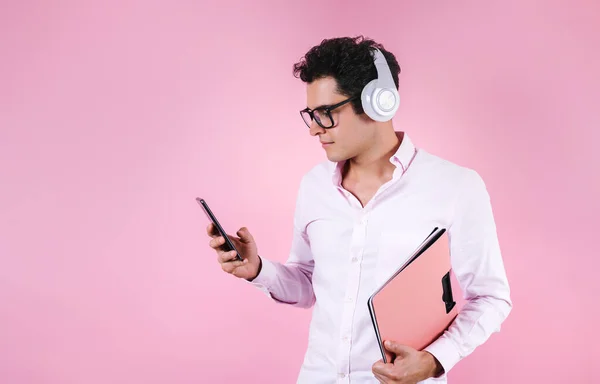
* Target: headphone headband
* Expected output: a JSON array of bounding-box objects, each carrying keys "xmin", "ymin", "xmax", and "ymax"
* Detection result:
[
  {"xmin": 372, "ymin": 49, "xmax": 397, "ymax": 92},
  {"xmin": 360, "ymin": 48, "xmax": 400, "ymax": 122}
]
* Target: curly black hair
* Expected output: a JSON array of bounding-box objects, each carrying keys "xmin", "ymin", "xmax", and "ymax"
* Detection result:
[{"xmin": 293, "ymin": 35, "xmax": 401, "ymax": 115}]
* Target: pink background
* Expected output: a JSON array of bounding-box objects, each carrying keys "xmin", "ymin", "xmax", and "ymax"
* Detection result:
[{"xmin": 1, "ymin": 1, "xmax": 598, "ymax": 383}]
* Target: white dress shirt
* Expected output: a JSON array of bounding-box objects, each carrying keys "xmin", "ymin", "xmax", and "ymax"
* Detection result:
[{"xmin": 250, "ymin": 132, "xmax": 512, "ymax": 383}]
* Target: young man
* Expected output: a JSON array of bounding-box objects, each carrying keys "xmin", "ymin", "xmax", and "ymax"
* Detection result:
[{"xmin": 207, "ymin": 36, "xmax": 512, "ymax": 384}]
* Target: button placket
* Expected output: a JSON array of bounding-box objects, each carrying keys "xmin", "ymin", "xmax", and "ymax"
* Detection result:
[{"xmin": 336, "ymin": 212, "xmax": 368, "ymax": 377}]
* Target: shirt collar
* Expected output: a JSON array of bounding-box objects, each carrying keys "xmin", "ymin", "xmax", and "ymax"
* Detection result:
[{"xmin": 330, "ymin": 131, "xmax": 417, "ymax": 187}]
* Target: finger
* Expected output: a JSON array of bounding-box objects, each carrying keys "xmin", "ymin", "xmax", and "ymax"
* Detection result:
[
  {"xmin": 210, "ymin": 236, "xmax": 238, "ymax": 252},
  {"xmin": 372, "ymin": 361, "xmax": 389, "ymax": 376},
  {"xmin": 372, "ymin": 372, "xmax": 388, "ymax": 384},
  {"xmin": 218, "ymin": 250, "xmax": 242, "ymax": 264},
  {"xmin": 374, "ymin": 369, "xmax": 397, "ymax": 383},
  {"xmin": 209, "ymin": 235, "xmax": 225, "ymax": 249},
  {"xmin": 206, "ymin": 223, "xmax": 218, "ymax": 237},
  {"xmin": 373, "ymin": 361, "xmax": 397, "ymax": 378},
  {"xmin": 385, "ymin": 351, "xmax": 396, "ymax": 365},
  {"xmin": 236, "ymin": 227, "xmax": 254, "ymax": 244},
  {"xmin": 221, "ymin": 258, "xmax": 246, "ymax": 273},
  {"xmin": 384, "ymin": 340, "xmax": 413, "ymax": 358},
  {"xmin": 372, "ymin": 361, "xmax": 383, "ymax": 373},
  {"xmin": 231, "ymin": 264, "xmax": 249, "ymax": 278}
]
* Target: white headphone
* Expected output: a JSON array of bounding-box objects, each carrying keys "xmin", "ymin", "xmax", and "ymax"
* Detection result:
[{"xmin": 360, "ymin": 48, "xmax": 400, "ymax": 122}]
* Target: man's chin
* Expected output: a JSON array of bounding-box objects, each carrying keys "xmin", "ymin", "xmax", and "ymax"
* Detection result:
[{"xmin": 325, "ymin": 152, "xmax": 346, "ymax": 163}]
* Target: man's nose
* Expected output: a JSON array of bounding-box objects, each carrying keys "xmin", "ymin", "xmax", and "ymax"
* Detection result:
[{"xmin": 309, "ymin": 120, "xmax": 326, "ymax": 136}]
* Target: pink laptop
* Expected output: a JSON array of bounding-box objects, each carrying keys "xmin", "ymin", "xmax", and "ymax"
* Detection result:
[{"xmin": 367, "ymin": 227, "xmax": 463, "ymax": 363}]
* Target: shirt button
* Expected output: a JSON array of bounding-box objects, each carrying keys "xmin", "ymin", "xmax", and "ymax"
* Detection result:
[
  {"xmin": 345, "ymin": 296, "xmax": 353, "ymax": 302},
  {"xmin": 351, "ymin": 256, "xmax": 358, "ymax": 263},
  {"xmin": 342, "ymin": 335, "xmax": 349, "ymax": 342},
  {"xmin": 338, "ymin": 373, "xmax": 347, "ymax": 378}
]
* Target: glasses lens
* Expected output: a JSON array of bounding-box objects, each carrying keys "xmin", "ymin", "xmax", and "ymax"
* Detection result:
[
  {"xmin": 314, "ymin": 110, "xmax": 333, "ymax": 128},
  {"xmin": 300, "ymin": 109, "xmax": 334, "ymax": 128},
  {"xmin": 301, "ymin": 111, "xmax": 312, "ymax": 127}
]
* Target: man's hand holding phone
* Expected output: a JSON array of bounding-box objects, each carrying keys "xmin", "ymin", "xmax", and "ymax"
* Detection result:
[{"xmin": 207, "ymin": 223, "xmax": 262, "ymax": 281}]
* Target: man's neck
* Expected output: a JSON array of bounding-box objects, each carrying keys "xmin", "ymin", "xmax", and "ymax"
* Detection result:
[{"xmin": 343, "ymin": 130, "xmax": 403, "ymax": 183}]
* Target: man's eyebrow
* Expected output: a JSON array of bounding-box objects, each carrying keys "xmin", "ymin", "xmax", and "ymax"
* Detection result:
[{"xmin": 307, "ymin": 103, "xmax": 332, "ymax": 110}]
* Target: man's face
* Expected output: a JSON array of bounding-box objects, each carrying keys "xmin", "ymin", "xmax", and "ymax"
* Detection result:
[{"xmin": 305, "ymin": 76, "xmax": 374, "ymax": 162}]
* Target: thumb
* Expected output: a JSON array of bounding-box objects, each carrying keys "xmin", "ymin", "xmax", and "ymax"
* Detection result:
[
  {"xmin": 236, "ymin": 227, "xmax": 254, "ymax": 243},
  {"xmin": 384, "ymin": 341, "xmax": 414, "ymax": 357}
]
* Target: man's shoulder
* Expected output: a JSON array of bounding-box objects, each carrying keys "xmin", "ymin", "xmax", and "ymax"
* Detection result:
[
  {"xmin": 415, "ymin": 149, "xmax": 486, "ymax": 188},
  {"xmin": 298, "ymin": 160, "xmax": 335, "ymax": 186},
  {"xmin": 416, "ymin": 149, "xmax": 472, "ymax": 174}
]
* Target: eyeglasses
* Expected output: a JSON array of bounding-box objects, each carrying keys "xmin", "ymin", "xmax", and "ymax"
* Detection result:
[{"xmin": 300, "ymin": 96, "xmax": 357, "ymax": 129}]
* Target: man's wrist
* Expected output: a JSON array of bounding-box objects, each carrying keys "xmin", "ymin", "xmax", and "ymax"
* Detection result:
[
  {"xmin": 246, "ymin": 256, "xmax": 262, "ymax": 282},
  {"xmin": 421, "ymin": 351, "xmax": 444, "ymax": 378}
]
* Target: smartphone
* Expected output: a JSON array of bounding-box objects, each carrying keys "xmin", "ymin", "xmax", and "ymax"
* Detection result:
[{"xmin": 196, "ymin": 197, "xmax": 242, "ymax": 261}]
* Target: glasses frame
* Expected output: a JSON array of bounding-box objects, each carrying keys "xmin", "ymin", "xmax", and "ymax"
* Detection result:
[{"xmin": 300, "ymin": 96, "xmax": 358, "ymax": 129}]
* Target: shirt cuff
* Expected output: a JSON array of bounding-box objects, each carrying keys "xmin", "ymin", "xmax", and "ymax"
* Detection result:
[
  {"xmin": 247, "ymin": 256, "xmax": 277, "ymax": 290},
  {"xmin": 423, "ymin": 334, "xmax": 462, "ymax": 376}
]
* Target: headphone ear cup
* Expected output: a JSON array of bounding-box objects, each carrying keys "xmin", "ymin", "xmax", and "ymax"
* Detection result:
[
  {"xmin": 361, "ymin": 80, "xmax": 399, "ymax": 122},
  {"xmin": 361, "ymin": 79, "xmax": 380, "ymax": 121},
  {"xmin": 378, "ymin": 87, "xmax": 400, "ymax": 120}
]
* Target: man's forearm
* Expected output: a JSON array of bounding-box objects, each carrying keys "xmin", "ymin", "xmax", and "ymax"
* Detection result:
[{"xmin": 248, "ymin": 255, "xmax": 316, "ymax": 308}]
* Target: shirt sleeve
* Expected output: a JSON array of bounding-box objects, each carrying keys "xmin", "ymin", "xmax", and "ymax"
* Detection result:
[
  {"xmin": 423, "ymin": 168, "xmax": 513, "ymax": 376},
  {"xmin": 246, "ymin": 176, "xmax": 316, "ymax": 308}
]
